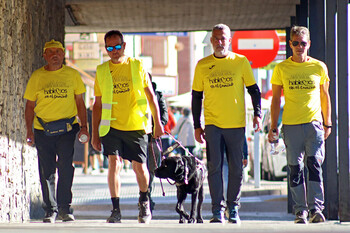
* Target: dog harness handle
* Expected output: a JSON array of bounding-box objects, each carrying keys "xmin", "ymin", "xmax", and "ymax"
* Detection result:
[{"xmin": 150, "ymin": 137, "xmax": 166, "ymax": 196}]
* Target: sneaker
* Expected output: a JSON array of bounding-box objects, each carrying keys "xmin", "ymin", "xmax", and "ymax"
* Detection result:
[
  {"xmin": 226, "ymin": 206, "xmax": 241, "ymax": 224},
  {"xmin": 43, "ymin": 211, "xmax": 57, "ymax": 223},
  {"xmin": 294, "ymin": 210, "xmax": 308, "ymax": 224},
  {"xmin": 309, "ymin": 209, "xmax": 325, "ymax": 223},
  {"xmin": 209, "ymin": 210, "xmax": 225, "ymax": 223},
  {"xmin": 58, "ymin": 210, "xmax": 75, "ymax": 222},
  {"xmin": 106, "ymin": 209, "xmax": 122, "ymax": 223},
  {"xmin": 138, "ymin": 201, "xmax": 152, "ymax": 224},
  {"xmin": 90, "ymin": 169, "xmax": 98, "ymax": 175}
]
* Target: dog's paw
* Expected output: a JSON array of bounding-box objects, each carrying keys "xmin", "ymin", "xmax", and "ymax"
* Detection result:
[
  {"xmin": 197, "ymin": 218, "xmax": 204, "ymax": 224},
  {"xmin": 188, "ymin": 218, "xmax": 196, "ymax": 224}
]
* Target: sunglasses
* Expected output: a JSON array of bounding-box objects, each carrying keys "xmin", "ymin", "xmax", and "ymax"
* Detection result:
[
  {"xmin": 106, "ymin": 44, "xmax": 122, "ymax": 52},
  {"xmin": 291, "ymin": 41, "xmax": 308, "ymax": 47}
]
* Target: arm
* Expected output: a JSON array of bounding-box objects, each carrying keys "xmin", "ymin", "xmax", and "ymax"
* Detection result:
[
  {"xmin": 144, "ymin": 85, "xmax": 165, "ymax": 138},
  {"xmin": 191, "ymin": 90, "xmax": 205, "ymax": 143},
  {"xmin": 25, "ymin": 100, "xmax": 36, "ymax": 146},
  {"xmin": 157, "ymin": 91, "xmax": 168, "ymax": 126},
  {"xmin": 92, "ymin": 96, "xmax": 102, "ymax": 151},
  {"xmin": 320, "ymin": 80, "xmax": 332, "ymax": 140},
  {"xmin": 246, "ymin": 84, "xmax": 262, "ymax": 132},
  {"xmin": 268, "ymin": 84, "xmax": 282, "ymax": 142},
  {"xmin": 75, "ymin": 94, "xmax": 90, "ymax": 143}
]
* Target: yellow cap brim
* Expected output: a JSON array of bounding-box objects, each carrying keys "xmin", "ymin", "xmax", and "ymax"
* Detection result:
[{"xmin": 43, "ymin": 39, "xmax": 65, "ymax": 53}]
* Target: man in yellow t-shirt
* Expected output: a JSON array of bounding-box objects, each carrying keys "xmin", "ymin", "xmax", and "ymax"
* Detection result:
[
  {"xmin": 24, "ymin": 40, "xmax": 89, "ymax": 223},
  {"xmin": 268, "ymin": 26, "xmax": 332, "ymax": 224},
  {"xmin": 192, "ymin": 24, "xmax": 262, "ymax": 224},
  {"xmin": 91, "ymin": 30, "xmax": 164, "ymax": 224}
]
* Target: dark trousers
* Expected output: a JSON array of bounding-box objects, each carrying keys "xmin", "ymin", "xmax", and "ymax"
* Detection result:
[
  {"xmin": 34, "ymin": 124, "xmax": 79, "ymax": 213},
  {"xmin": 205, "ymin": 125, "xmax": 245, "ymax": 213}
]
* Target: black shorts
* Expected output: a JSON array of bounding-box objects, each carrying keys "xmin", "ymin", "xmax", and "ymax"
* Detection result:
[{"xmin": 101, "ymin": 128, "xmax": 148, "ymax": 163}]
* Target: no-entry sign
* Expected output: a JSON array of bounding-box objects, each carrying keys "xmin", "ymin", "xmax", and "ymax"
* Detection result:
[{"xmin": 231, "ymin": 30, "xmax": 280, "ymax": 68}]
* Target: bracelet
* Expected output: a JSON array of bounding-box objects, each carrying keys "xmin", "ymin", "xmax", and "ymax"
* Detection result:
[
  {"xmin": 323, "ymin": 124, "xmax": 332, "ymax": 128},
  {"xmin": 80, "ymin": 125, "xmax": 87, "ymax": 129}
]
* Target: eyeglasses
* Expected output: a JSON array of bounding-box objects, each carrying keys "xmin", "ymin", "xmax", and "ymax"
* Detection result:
[
  {"xmin": 291, "ymin": 41, "xmax": 308, "ymax": 47},
  {"xmin": 106, "ymin": 44, "xmax": 122, "ymax": 52}
]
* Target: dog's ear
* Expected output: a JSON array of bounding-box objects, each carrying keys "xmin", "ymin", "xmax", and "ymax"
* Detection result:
[{"xmin": 160, "ymin": 159, "xmax": 167, "ymax": 167}]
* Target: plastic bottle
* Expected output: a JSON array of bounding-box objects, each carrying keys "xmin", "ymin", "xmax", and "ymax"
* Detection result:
[
  {"xmin": 79, "ymin": 134, "xmax": 88, "ymax": 143},
  {"xmin": 270, "ymin": 129, "xmax": 279, "ymax": 155}
]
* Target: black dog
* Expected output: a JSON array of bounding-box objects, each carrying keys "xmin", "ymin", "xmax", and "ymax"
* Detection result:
[{"xmin": 155, "ymin": 155, "xmax": 206, "ymax": 223}]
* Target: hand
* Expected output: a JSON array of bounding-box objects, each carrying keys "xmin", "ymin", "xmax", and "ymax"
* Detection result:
[
  {"xmin": 194, "ymin": 128, "xmax": 205, "ymax": 144},
  {"xmin": 268, "ymin": 128, "xmax": 279, "ymax": 143},
  {"xmin": 243, "ymin": 159, "xmax": 248, "ymax": 168},
  {"xmin": 153, "ymin": 123, "xmax": 165, "ymax": 139},
  {"xmin": 253, "ymin": 116, "xmax": 261, "ymax": 132},
  {"xmin": 78, "ymin": 127, "xmax": 90, "ymax": 144},
  {"xmin": 91, "ymin": 134, "xmax": 102, "ymax": 151},
  {"xmin": 323, "ymin": 127, "xmax": 331, "ymax": 140},
  {"xmin": 26, "ymin": 131, "xmax": 35, "ymax": 146}
]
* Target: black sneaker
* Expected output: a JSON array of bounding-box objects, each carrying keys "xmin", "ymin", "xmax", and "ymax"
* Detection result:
[
  {"xmin": 226, "ymin": 206, "xmax": 241, "ymax": 224},
  {"xmin": 43, "ymin": 211, "xmax": 57, "ymax": 223},
  {"xmin": 309, "ymin": 209, "xmax": 325, "ymax": 223},
  {"xmin": 138, "ymin": 201, "xmax": 152, "ymax": 224},
  {"xmin": 107, "ymin": 209, "xmax": 122, "ymax": 223},
  {"xmin": 294, "ymin": 210, "xmax": 308, "ymax": 224},
  {"xmin": 209, "ymin": 210, "xmax": 225, "ymax": 223},
  {"xmin": 58, "ymin": 211, "xmax": 75, "ymax": 222}
]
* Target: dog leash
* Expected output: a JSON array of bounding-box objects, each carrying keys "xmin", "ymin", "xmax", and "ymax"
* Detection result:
[
  {"xmin": 165, "ymin": 132, "xmax": 204, "ymax": 165},
  {"xmin": 165, "ymin": 132, "xmax": 207, "ymax": 185},
  {"xmin": 149, "ymin": 137, "xmax": 166, "ymax": 196},
  {"xmin": 154, "ymin": 132, "xmax": 206, "ymax": 186}
]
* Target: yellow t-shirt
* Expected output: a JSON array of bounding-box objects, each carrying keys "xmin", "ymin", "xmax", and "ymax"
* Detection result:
[
  {"xmin": 24, "ymin": 65, "xmax": 86, "ymax": 130},
  {"xmin": 94, "ymin": 58, "xmax": 150, "ymax": 131},
  {"xmin": 271, "ymin": 56, "xmax": 329, "ymax": 125},
  {"xmin": 192, "ymin": 52, "xmax": 256, "ymax": 128}
]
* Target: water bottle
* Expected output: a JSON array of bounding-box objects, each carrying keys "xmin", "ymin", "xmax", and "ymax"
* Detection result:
[
  {"xmin": 79, "ymin": 134, "xmax": 88, "ymax": 143},
  {"xmin": 270, "ymin": 129, "xmax": 279, "ymax": 155}
]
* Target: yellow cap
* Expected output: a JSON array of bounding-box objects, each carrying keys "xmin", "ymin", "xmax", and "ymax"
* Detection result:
[{"xmin": 43, "ymin": 39, "xmax": 65, "ymax": 53}]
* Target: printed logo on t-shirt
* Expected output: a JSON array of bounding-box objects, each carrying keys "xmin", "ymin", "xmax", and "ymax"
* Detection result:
[
  {"xmin": 208, "ymin": 71, "xmax": 234, "ymax": 88},
  {"xmin": 113, "ymin": 83, "xmax": 130, "ymax": 94},
  {"xmin": 112, "ymin": 75, "xmax": 130, "ymax": 94},
  {"xmin": 43, "ymin": 81, "xmax": 68, "ymax": 98},
  {"xmin": 288, "ymin": 76, "xmax": 316, "ymax": 90}
]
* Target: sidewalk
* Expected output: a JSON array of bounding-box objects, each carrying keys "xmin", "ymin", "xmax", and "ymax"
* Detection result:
[
  {"xmin": 71, "ymin": 167, "xmax": 288, "ymax": 220},
  {"xmin": 0, "ymin": 168, "xmax": 348, "ymax": 233}
]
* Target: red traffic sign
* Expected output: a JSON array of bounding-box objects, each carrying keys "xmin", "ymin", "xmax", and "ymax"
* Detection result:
[{"xmin": 231, "ymin": 30, "xmax": 280, "ymax": 68}]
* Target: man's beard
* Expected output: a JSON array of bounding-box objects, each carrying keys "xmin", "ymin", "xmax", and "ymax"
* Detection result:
[{"xmin": 215, "ymin": 47, "xmax": 228, "ymax": 56}]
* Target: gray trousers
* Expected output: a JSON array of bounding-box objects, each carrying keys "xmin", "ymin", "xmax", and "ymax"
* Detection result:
[
  {"xmin": 204, "ymin": 125, "xmax": 244, "ymax": 213},
  {"xmin": 282, "ymin": 121, "xmax": 325, "ymax": 213}
]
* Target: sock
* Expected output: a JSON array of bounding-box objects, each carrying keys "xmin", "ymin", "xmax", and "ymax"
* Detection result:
[
  {"xmin": 111, "ymin": 197, "xmax": 120, "ymax": 210},
  {"xmin": 139, "ymin": 191, "xmax": 149, "ymax": 202}
]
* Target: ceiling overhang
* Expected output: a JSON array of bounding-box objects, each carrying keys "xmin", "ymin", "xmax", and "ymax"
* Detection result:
[{"xmin": 65, "ymin": 0, "xmax": 300, "ymax": 33}]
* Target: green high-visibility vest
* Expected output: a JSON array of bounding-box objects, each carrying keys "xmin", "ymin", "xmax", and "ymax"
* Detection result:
[{"xmin": 96, "ymin": 58, "xmax": 150, "ymax": 137}]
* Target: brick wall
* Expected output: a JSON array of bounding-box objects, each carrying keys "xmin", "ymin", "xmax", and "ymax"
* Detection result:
[{"xmin": 0, "ymin": 0, "xmax": 65, "ymax": 222}]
